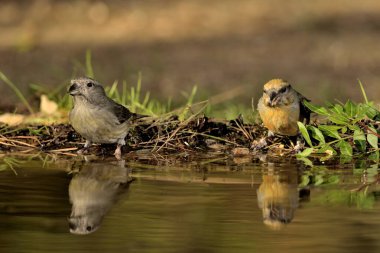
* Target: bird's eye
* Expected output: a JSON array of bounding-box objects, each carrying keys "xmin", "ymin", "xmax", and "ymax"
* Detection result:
[
  {"xmin": 263, "ymin": 90, "xmax": 267, "ymax": 94},
  {"xmin": 86, "ymin": 226, "xmax": 92, "ymax": 232},
  {"xmin": 87, "ymin": 82, "xmax": 94, "ymax": 88},
  {"xmin": 279, "ymin": 86, "xmax": 288, "ymax": 93}
]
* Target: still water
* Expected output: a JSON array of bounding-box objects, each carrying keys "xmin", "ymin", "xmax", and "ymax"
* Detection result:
[{"xmin": 0, "ymin": 154, "xmax": 379, "ymax": 253}]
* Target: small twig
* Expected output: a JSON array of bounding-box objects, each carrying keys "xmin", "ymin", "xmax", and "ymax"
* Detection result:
[
  {"xmin": 182, "ymin": 130, "xmax": 239, "ymax": 146},
  {"xmin": 155, "ymin": 103, "xmax": 208, "ymax": 152},
  {"xmin": 358, "ymin": 121, "xmax": 380, "ymax": 138}
]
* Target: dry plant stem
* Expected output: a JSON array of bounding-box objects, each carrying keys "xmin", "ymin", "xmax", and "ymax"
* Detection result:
[
  {"xmin": 155, "ymin": 102, "xmax": 208, "ymax": 152},
  {"xmin": 0, "ymin": 136, "xmax": 38, "ymax": 148},
  {"xmin": 182, "ymin": 131, "xmax": 239, "ymax": 146},
  {"xmin": 351, "ymin": 176, "xmax": 380, "ymax": 192},
  {"xmin": 358, "ymin": 121, "xmax": 380, "ymax": 138},
  {"xmin": 49, "ymin": 147, "xmax": 78, "ymax": 152},
  {"xmin": 19, "ymin": 148, "xmax": 36, "ymax": 153},
  {"xmin": 232, "ymin": 120, "xmax": 253, "ymax": 140}
]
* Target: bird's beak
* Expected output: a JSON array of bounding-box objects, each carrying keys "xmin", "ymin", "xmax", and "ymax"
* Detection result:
[
  {"xmin": 68, "ymin": 83, "xmax": 80, "ymax": 96},
  {"xmin": 268, "ymin": 92, "xmax": 278, "ymax": 106}
]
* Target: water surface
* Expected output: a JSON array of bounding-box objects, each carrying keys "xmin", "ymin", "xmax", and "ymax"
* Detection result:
[{"xmin": 0, "ymin": 155, "xmax": 379, "ymax": 253}]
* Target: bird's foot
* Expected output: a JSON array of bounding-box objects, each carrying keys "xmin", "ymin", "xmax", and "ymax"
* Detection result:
[{"xmin": 114, "ymin": 144, "xmax": 123, "ymax": 160}]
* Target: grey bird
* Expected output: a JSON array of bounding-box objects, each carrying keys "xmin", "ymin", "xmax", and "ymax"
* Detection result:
[{"xmin": 68, "ymin": 77, "xmax": 142, "ymax": 159}]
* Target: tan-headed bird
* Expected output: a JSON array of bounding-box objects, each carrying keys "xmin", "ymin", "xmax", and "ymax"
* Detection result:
[
  {"xmin": 68, "ymin": 77, "xmax": 142, "ymax": 159},
  {"xmin": 257, "ymin": 79, "xmax": 310, "ymax": 136}
]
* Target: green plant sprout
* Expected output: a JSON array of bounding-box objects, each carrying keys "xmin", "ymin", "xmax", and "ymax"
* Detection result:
[{"xmin": 297, "ymin": 81, "xmax": 380, "ymax": 159}]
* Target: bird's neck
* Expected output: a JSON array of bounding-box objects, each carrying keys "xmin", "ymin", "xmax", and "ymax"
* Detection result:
[{"xmin": 73, "ymin": 95, "xmax": 108, "ymax": 108}]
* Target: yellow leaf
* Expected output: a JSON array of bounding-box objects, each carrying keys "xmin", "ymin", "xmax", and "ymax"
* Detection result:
[
  {"xmin": 40, "ymin": 95, "xmax": 58, "ymax": 115},
  {"xmin": 0, "ymin": 113, "xmax": 25, "ymax": 126}
]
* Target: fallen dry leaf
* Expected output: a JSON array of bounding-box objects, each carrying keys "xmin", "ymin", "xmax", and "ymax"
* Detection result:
[
  {"xmin": 40, "ymin": 94, "xmax": 58, "ymax": 115},
  {"xmin": 0, "ymin": 113, "xmax": 25, "ymax": 126}
]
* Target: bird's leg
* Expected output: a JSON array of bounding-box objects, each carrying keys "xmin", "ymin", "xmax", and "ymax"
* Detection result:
[
  {"xmin": 77, "ymin": 140, "xmax": 91, "ymax": 154},
  {"xmin": 114, "ymin": 144, "xmax": 122, "ymax": 160},
  {"xmin": 114, "ymin": 139, "xmax": 125, "ymax": 160}
]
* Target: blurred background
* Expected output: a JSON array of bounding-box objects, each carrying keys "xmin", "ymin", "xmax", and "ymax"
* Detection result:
[{"xmin": 1, "ymin": 0, "xmax": 380, "ymax": 113}]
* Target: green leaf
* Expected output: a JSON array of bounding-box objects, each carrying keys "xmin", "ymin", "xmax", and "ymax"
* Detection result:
[
  {"xmin": 355, "ymin": 105, "xmax": 368, "ymax": 120},
  {"xmin": 299, "ymin": 175, "xmax": 311, "ymax": 187},
  {"xmin": 354, "ymin": 159, "xmax": 367, "ymax": 170},
  {"xmin": 327, "ymin": 175, "xmax": 340, "ymax": 184},
  {"xmin": 303, "ymin": 100, "xmax": 330, "ymax": 116},
  {"xmin": 347, "ymin": 125, "xmax": 361, "ymax": 131},
  {"xmin": 296, "ymin": 147, "xmax": 314, "ymax": 158},
  {"xmin": 328, "ymin": 114, "xmax": 349, "ymax": 125},
  {"xmin": 314, "ymin": 175, "xmax": 324, "ymax": 186},
  {"xmin": 367, "ymin": 127, "xmax": 378, "ymax": 149},
  {"xmin": 317, "ymin": 144, "xmax": 337, "ymax": 155},
  {"xmin": 308, "ymin": 126, "xmax": 325, "ymax": 144},
  {"xmin": 338, "ymin": 140, "xmax": 353, "ymax": 156},
  {"xmin": 368, "ymin": 150, "xmax": 379, "ymax": 161},
  {"xmin": 364, "ymin": 105, "xmax": 379, "ymax": 119},
  {"xmin": 319, "ymin": 155, "xmax": 333, "ymax": 162},
  {"xmin": 297, "ymin": 122, "xmax": 313, "ymax": 147},
  {"xmin": 353, "ymin": 129, "xmax": 366, "ymax": 152},
  {"xmin": 340, "ymin": 155, "xmax": 353, "ymax": 164},
  {"xmin": 331, "ymin": 104, "xmax": 344, "ymax": 114},
  {"xmin": 344, "ymin": 100, "xmax": 357, "ymax": 117},
  {"xmin": 297, "ymin": 157, "xmax": 314, "ymax": 167},
  {"xmin": 318, "ymin": 125, "xmax": 342, "ymax": 139}
]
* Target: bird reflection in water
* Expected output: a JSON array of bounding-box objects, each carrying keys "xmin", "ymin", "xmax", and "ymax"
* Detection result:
[
  {"xmin": 257, "ymin": 163, "xmax": 310, "ymax": 230},
  {"xmin": 68, "ymin": 159, "xmax": 133, "ymax": 235}
]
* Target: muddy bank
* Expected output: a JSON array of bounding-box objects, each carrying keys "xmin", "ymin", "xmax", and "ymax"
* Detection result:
[{"xmin": 0, "ymin": 115, "xmax": 301, "ymax": 158}]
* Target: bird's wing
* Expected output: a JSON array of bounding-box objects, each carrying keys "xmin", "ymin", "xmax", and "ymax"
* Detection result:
[
  {"xmin": 110, "ymin": 101, "xmax": 134, "ymax": 124},
  {"xmin": 109, "ymin": 99, "xmax": 147, "ymax": 124},
  {"xmin": 297, "ymin": 92, "xmax": 311, "ymax": 124}
]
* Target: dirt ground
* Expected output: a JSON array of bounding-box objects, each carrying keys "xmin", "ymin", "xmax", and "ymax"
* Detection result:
[{"xmin": 1, "ymin": 0, "xmax": 380, "ymax": 112}]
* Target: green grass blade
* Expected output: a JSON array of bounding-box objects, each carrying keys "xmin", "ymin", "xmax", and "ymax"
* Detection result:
[
  {"xmin": 358, "ymin": 79, "xmax": 368, "ymax": 104},
  {"xmin": 0, "ymin": 71, "xmax": 34, "ymax": 114},
  {"xmin": 122, "ymin": 81, "xmax": 128, "ymax": 105},
  {"xmin": 85, "ymin": 49, "xmax": 94, "ymax": 78},
  {"xmin": 179, "ymin": 85, "xmax": 198, "ymax": 121}
]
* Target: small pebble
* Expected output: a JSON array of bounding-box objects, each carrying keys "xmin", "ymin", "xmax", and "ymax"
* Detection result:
[{"xmin": 232, "ymin": 147, "xmax": 250, "ymax": 156}]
